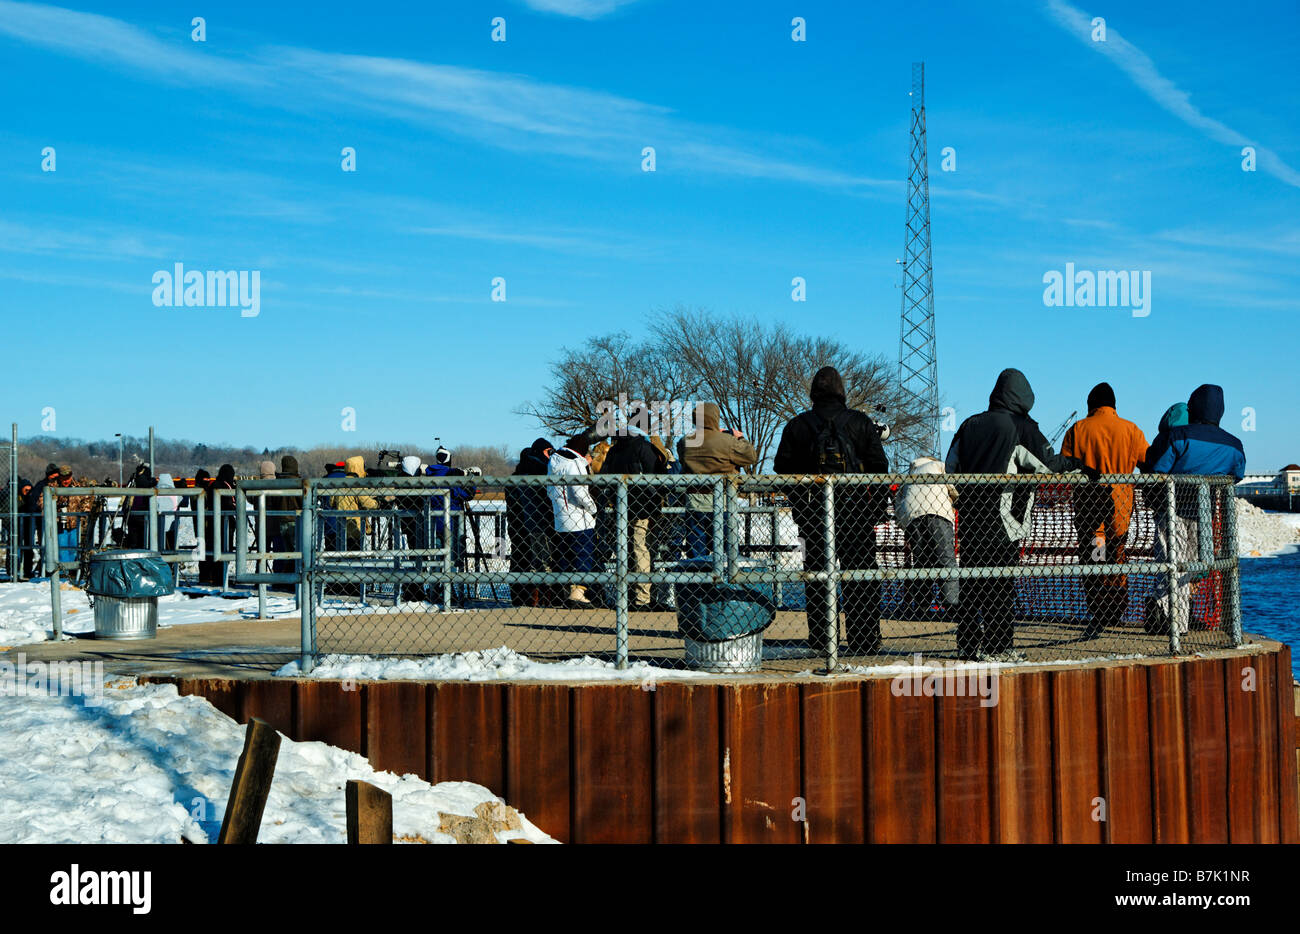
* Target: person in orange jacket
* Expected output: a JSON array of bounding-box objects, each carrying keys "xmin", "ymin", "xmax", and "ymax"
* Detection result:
[{"xmin": 1060, "ymin": 382, "xmax": 1148, "ymax": 638}]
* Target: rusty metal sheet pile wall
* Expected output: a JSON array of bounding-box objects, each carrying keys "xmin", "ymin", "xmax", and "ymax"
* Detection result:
[{"xmin": 158, "ymin": 648, "xmax": 1297, "ymax": 844}]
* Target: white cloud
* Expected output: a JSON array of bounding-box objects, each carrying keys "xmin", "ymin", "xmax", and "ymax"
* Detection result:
[
  {"xmin": 1043, "ymin": 0, "xmax": 1300, "ymax": 188},
  {"xmin": 0, "ymin": 1, "xmax": 888, "ymax": 191},
  {"xmin": 518, "ymin": 0, "xmax": 643, "ymax": 18}
]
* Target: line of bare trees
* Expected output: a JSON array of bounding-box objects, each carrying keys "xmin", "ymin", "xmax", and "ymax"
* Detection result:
[{"xmin": 518, "ymin": 306, "xmax": 931, "ymax": 469}]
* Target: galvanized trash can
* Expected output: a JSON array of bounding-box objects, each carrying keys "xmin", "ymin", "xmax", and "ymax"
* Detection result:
[
  {"xmin": 86, "ymin": 550, "xmax": 175, "ymax": 640},
  {"xmin": 674, "ymin": 558, "xmax": 775, "ymax": 673}
]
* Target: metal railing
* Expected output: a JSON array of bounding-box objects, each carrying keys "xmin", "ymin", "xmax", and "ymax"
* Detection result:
[
  {"xmin": 33, "ymin": 473, "xmax": 1241, "ymax": 673},
  {"xmin": 285, "ymin": 472, "xmax": 1240, "ymax": 674}
]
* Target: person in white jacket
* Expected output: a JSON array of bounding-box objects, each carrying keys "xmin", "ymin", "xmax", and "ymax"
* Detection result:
[
  {"xmin": 893, "ymin": 456, "xmax": 959, "ymax": 616},
  {"xmin": 548, "ymin": 435, "xmax": 598, "ymax": 606}
]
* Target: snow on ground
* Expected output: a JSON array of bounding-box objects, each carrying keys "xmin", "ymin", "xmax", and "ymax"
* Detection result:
[
  {"xmin": 0, "ymin": 581, "xmax": 296, "ymax": 648},
  {"xmin": 277, "ymin": 645, "xmax": 709, "ymax": 682},
  {"xmin": 1236, "ymin": 501, "xmax": 1300, "ymax": 557},
  {"xmin": 0, "ymin": 674, "xmax": 554, "ymax": 844}
]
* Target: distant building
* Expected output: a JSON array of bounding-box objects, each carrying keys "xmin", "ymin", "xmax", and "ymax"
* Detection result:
[{"xmin": 1280, "ymin": 465, "xmax": 1300, "ymax": 491}]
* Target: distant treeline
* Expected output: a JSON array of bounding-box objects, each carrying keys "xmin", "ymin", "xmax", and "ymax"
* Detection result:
[{"xmin": 12, "ymin": 436, "xmax": 517, "ymax": 484}]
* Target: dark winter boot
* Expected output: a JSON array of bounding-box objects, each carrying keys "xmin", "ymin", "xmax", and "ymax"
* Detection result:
[{"xmin": 1143, "ymin": 597, "xmax": 1170, "ymax": 636}]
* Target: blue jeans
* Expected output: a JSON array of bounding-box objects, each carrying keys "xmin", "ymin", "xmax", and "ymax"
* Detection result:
[
  {"xmin": 556, "ymin": 528, "xmax": 595, "ymax": 574},
  {"xmin": 685, "ymin": 510, "xmax": 731, "ymax": 561},
  {"xmin": 57, "ymin": 529, "xmax": 79, "ymax": 565}
]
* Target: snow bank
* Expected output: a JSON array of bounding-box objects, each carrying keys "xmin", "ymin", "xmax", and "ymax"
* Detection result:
[
  {"xmin": 0, "ymin": 675, "xmax": 554, "ymax": 844},
  {"xmin": 0, "ymin": 581, "xmax": 296, "ymax": 648},
  {"xmin": 277, "ymin": 645, "xmax": 707, "ymax": 683},
  {"xmin": 1235, "ymin": 500, "xmax": 1300, "ymax": 558}
]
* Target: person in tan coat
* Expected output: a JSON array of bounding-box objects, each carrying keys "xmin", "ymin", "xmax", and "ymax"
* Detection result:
[
  {"xmin": 676, "ymin": 402, "xmax": 757, "ymax": 559},
  {"xmin": 334, "ymin": 455, "xmax": 379, "ymax": 550},
  {"xmin": 1060, "ymin": 382, "xmax": 1148, "ymax": 637}
]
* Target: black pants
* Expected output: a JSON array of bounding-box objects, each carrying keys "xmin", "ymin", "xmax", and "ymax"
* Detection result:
[
  {"xmin": 955, "ymin": 529, "xmax": 1021, "ymax": 657},
  {"xmin": 800, "ymin": 516, "xmax": 881, "ymax": 654},
  {"xmin": 509, "ymin": 521, "xmax": 552, "ymax": 606}
]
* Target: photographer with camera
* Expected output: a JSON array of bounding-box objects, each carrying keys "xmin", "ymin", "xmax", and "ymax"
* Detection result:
[{"xmin": 774, "ymin": 365, "xmax": 890, "ymax": 656}]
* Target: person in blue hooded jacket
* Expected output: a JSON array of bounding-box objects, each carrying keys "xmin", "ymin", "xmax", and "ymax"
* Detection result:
[
  {"xmin": 1142, "ymin": 385, "xmax": 1244, "ymax": 636},
  {"xmin": 1144, "ymin": 386, "xmax": 1244, "ymax": 480}
]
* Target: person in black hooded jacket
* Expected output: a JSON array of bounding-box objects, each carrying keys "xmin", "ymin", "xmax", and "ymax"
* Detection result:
[
  {"xmin": 599, "ymin": 424, "xmax": 669, "ymax": 608},
  {"xmin": 774, "ymin": 366, "xmax": 890, "ymax": 655},
  {"xmin": 507, "ymin": 439, "xmax": 555, "ymax": 606},
  {"xmin": 198, "ymin": 464, "xmax": 236, "ymax": 585},
  {"xmin": 944, "ymin": 368, "xmax": 1090, "ymax": 658}
]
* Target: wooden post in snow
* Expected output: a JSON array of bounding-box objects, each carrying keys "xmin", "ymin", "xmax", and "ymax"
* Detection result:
[
  {"xmin": 346, "ymin": 780, "xmax": 393, "ymax": 844},
  {"xmin": 217, "ymin": 717, "xmax": 281, "ymax": 844}
]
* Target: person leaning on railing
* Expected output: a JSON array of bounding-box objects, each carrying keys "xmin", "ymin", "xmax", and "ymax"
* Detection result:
[
  {"xmin": 774, "ymin": 365, "xmax": 890, "ymax": 656},
  {"xmin": 1059, "ymin": 382, "xmax": 1149, "ymax": 639},
  {"xmin": 944, "ymin": 368, "xmax": 1094, "ymax": 661},
  {"xmin": 1141, "ymin": 384, "xmax": 1245, "ymax": 637}
]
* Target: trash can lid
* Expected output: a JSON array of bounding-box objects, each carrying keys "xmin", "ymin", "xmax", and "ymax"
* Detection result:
[
  {"xmin": 90, "ymin": 550, "xmax": 162, "ymax": 562},
  {"xmin": 672, "ymin": 557, "xmax": 768, "ymax": 571}
]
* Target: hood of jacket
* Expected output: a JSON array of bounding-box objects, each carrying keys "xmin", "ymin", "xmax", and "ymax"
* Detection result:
[
  {"xmin": 1158, "ymin": 402, "xmax": 1189, "ymax": 433},
  {"xmin": 514, "ymin": 447, "xmax": 550, "ymax": 476},
  {"xmin": 258, "ymin": 461, "xmax": 276, "ymax": 479},
  {"xmin": 988, "ymin": 368, "xmax": 1035, "ymax": 416},
  {"xmin": 215, "ymin": 464, "xmax": 236, "ymax": 486},
  {"xmin": 698, "ymin": 402, "xmax": 721, "ymax": 432},
  {"xmin": 810, "ymin": 366, "xmax": 847, "ymax": 404},
  {"xmin": 401, "ymin": 455, "xmax": 422, "ymax": 476},
  {"xmin": 157, "ymin": 473, "xmax": 175, "ymax": 489},
  {"xmin": 280, "ymin": 455, "xmax": 299, "ymax": 476},
  {"xmin": 345, "ymin": 455, "xmax": 367, "ymax": 478},
  {"xmin": 1188, "ymin": 384, "xmax": 1225, "ymax": 426}
]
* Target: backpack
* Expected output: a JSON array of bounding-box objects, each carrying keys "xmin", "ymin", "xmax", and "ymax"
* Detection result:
[{"xmin": 806, "ymin": 410, "xmax": 861, "ymax": 474}]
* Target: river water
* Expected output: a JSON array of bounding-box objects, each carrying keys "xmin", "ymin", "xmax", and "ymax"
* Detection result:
[{"xmin": 1240, "ymin": 548, "xmax": 1300, "ymax": 678}]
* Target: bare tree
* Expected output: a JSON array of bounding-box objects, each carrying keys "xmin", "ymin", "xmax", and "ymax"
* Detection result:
[
  {"xmin": 521, "ymin": 306, "xmax": 927, "ymax": 469},
  {"xmin": 516, "ymin": 332, "xmax": 701, "ymax": 449}
]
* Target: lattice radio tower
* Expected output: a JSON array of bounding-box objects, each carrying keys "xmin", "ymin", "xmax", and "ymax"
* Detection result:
[{"xmin": 896, "ymin": 61, "xmax": 941, "ymax": 470}]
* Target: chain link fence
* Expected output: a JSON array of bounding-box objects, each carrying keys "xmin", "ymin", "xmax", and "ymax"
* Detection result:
[
  {"xmin": 272, "ymin": 472, "xmax": 1239, "ymax": 673},
  {"xmin": 1, "ymin": 425, "xmax": 16, "ymax": 581}
]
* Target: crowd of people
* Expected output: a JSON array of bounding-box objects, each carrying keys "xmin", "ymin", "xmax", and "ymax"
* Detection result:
[
  {"xmin": 2, "ymin": 365, "xmax": 1246, "ymax": 660},
  {"xmin": 504, "ymin": 364, "xmax": 1245, "ymax": 661}
]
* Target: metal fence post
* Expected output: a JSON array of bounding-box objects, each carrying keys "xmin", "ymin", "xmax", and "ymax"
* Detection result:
[
  {"xmin": 299, "ymin": 479, "xmax": 316, "ymax": 673},
  {"xmin": 1165, "ymin": 477, "xmax": 1181, "ymax": 655},
  {"xmin": 1196, "ymin": 480, "xmax": 1213, "ymax": 565},
  {"xmin": 44, "ymin": 488, "xmax": 61, "ymax": 640},
  {"xmin": 441, "ymin": 490, "xmax": 452, "ymax": 609},
  {"xmin": 146, "ymin": 490, "xmax": 158, "ymax": 552},
  {"xmin": 7, "ymin": 423, "xmax": 17, "ymax": 582},
  {"xmin": 615, "ymin": 478, "xmax": 629, "ymax": 669},
  {"xmin": 711, "ymin": 477, "xmax": 725, "ymax": 577},
  {"xmin": 823, "ymin": 477, "xmax": 838, "ymax": 672},
  {"xmin": 256, "ymin": 491, "xmax": 268, "ymax": 619},
  {"xmin": 1221, "ymin": 480, "xmax": 1243, "ymax": 646}
]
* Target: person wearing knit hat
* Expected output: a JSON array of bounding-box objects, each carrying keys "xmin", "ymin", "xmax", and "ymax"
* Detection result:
[
  {"xmin": 507, "ymin": 438, "xmax": 555, "ymax": 607},
  {"xmin": 259, "ymin": 460, "xmax": 276, "ymax": 480},
  {"xmin": 1060, "ymin": 382, "xmax": 1149, "ymax": 639}
]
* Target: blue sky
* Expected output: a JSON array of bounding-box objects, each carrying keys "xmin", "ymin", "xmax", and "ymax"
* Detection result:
[{"xmin": 1, "ymin": 0, "xmax": 1297, "ymax": 470}]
